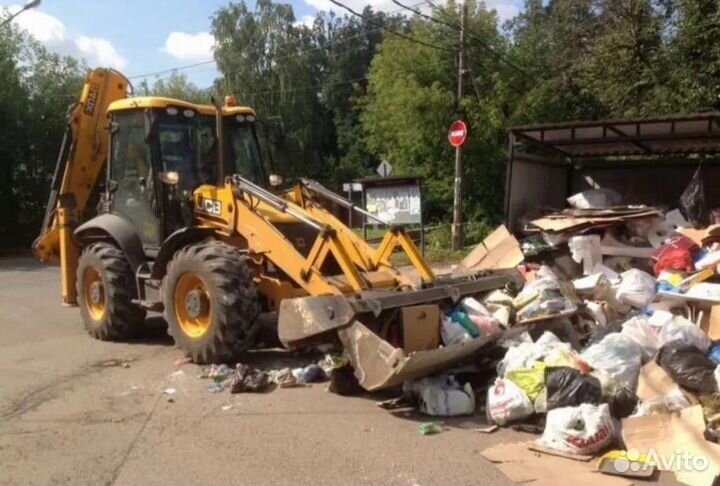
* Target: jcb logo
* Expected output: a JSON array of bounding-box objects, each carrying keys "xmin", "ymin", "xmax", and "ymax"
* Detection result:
[
  {"xmin": 84, "ymin": 83, "xmax": 99, "ymax": 116},
  {"xmin": 198, "ymin": 198, "xmax": 221, "ymax": 216}
]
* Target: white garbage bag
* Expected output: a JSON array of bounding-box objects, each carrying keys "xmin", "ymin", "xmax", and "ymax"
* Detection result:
[
  {"xmin": 616, "ymin": 269, "xmax": 657, "ymax": 308},
  {"xmin": 497, "ymin": 331, "xmax": 572, "ymax": 376},
  {"xmin": 620, "ymin": 315, "xmax": 661, "ymax": 362},
  {"xmin": 405, "ymin": 375, "xmax": 475, "ymax": 416},
  {"xmin": 540, "ymin": 403, "xmax": 616, "ymax": 455},
  {"xmin": 581, "ymin": 333, "xmax": 642, "ymax": 390},
  {"xmin": 659, "ymin": 315, "xmax": 711, "ymax": 353},
  {"xmin": 487, "ymin": 378, "xmax": 534, "ymax": 425}
]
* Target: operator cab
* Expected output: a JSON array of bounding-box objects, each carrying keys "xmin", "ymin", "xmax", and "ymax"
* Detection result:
[{"xmin": 105, "ymin": 97, "xmax": 265, "ymax": 252}]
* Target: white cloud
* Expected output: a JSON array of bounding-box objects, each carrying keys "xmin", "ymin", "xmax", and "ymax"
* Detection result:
[
  {"xmin": 162, "ymin": 32, "xmax": 214, "ymax": 62},
  {"xmin": 295, "ymin": 14, "xmax": 316, "ymax": 28},
  {"xmin": 488, "ymin": 1, "xmax": 520, "ymax": 22},
  {"xmin": 7, "ymin": 4, "xmax": 128, "ymax": 69},
  {"xmin": 75, "ymin": 36, "xmax": 128, "ymax": 70}
]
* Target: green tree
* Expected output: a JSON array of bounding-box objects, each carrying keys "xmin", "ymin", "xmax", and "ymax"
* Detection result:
[{"xmin": 136, "ymin": 72, "xmax": 209, "ymax": 103}]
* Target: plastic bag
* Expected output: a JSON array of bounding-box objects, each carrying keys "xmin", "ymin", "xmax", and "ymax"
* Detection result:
[
  {"xmin": 581, "ymin": 333, "xmax": 642, "ymax": 390},
  {"xmin": 679, "ymin": 165, "xmax": 705, "ymax": 226},
  {"xmin": 607, "ymin": 386, "xmax": 638, "ymax": 419},
  {"xmin": 539, "ymin": 403, "xmax": 615, "ymax": 455},
  {"xmin": 656, "ymin": 342, "xmax": 719, "ymax": 393},
  {"xmin": 658, "ymin": 315, "xmax": 711, "ymax": 353},
  {"xmin": 620, "ymin": 316, "xmax": 661, "ymax": 362},
  {"xmin": 506, "ymin": 363, "xmax": 546, "ymax": 401},
  {"xmin": 569, "ymin": 235, "xmax": 602, "ymax": 275},
  {"xmin": 545, "ymin": 367, "xmax": 602, "ymax": 411},
  {"xmin": 652, "ymin": 235, "xmax": 698, "ymax": 276},
  {"xmin": 441, "ymin": 315, "xmax": 472, "ymax": 346},
  {"xmin": 468, "ymin": 314, "xmax": 502, "ymax": 337},
  {"xmin": 460, "ymin": 296, "xmax": 491, "ymax": 317},
  {"xmin": 497, "ymin": 331, "xmax": 572, "ymax": 377},
  {"xmin": 632, "ymin": 387, "xmax": 691, "ymax": 417},
  {"xmin": 567, "ymin": 188, "xmax": 621, "ymax": 209},
  {"xmin": 487, "ymin": 378, "xmax": 534, "ymax": 425},
  {"xmin": 616, "ymin": 269, "xmax": 656, "ymax": 309},
  {"xmin": 405, "ymin": 375, "xmax": 475, "ymax": 416}
]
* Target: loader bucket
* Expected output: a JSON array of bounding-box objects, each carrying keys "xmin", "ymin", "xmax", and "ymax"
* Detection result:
[{"xmin": 278, "ymin": 269, "xmax": 523, "ymax": 390}]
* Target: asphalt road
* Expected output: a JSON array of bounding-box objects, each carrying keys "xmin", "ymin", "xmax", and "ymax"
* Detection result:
[{"xmin": 0, "ymin": 258, "xmax": 526, "ymax": 485}]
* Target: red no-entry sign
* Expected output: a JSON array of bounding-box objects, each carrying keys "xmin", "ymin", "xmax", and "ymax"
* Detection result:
[{"xmin": 448, "ymin": 120, "xmax": 468, "ymax": 147}]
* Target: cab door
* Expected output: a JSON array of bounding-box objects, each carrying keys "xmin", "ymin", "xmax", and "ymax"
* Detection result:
[{"xmin": 108, "ymin": 111, "xmax": 162, "ymax": 248}]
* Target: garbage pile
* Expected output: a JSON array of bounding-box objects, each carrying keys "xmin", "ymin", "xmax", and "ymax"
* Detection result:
[{"xmin": 399, "ymin": 188, "xmax": 720, "ymax": 486}]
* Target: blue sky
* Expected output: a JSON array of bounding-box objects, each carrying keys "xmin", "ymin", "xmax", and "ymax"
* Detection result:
[{"xmin": 2, "ymin": 0, "xmax": 523, "ymax": 89}]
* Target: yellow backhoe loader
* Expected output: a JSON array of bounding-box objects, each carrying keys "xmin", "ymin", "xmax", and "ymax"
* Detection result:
[{"xmin": 34, "ymin": 67, "xmax": 519, "ymax": 390}]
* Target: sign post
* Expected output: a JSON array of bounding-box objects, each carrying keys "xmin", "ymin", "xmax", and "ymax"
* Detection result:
[{"xmin": 448, "ymin": 119, "xmax": 468, "ymax": 250}]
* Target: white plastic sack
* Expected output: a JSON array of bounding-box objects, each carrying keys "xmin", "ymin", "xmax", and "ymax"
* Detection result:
[
  {"xmin": 567, "ymin": 188, "xmax": 621, "ymax": 209},
  {"xmin": 540, "ymin": 403, "xmax": 615, "ymax": 455},
  {"xmin": 406, "ymin": 375, "xmax": 475, "ymax": 416},
  {"xmin": 497, "ymin": 331, "xmax": 571, "ymax": 376},
  {"xmin": 487, "ymin": 378, "xmax": 534, "ymax": 425},
  {"xmin": 616, "ymin": 269, "xmax": 656, "ymax": 309},
  {"xmin": 620, "ymin": 316, "xmax": 661, "ymax": 362},
  {"xmin": 441, "ymin": 314, "xmax": 471, "ymax": 346},
  {"xmin": 581, "ymin": 333, "xmax": 642, "ymax": 390},
  {"xmin": 658, "ymin": 315, "xmax": 711, "ymax": 353}
]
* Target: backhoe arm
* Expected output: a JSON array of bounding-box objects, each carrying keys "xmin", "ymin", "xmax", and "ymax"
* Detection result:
[{"xmin": 33, "ymin": 68, "xmax": 130, "ymax": 305}]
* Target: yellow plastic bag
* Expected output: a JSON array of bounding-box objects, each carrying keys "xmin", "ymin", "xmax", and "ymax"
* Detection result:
[{"xmin": 506, "ymin": 363, "xmax": 546, "ymax": 401}]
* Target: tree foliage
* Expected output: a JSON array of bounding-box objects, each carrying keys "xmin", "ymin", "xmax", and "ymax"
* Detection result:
[{"xmin": 2, "ymin": 0, "xmax": 720, "ymax": 250}]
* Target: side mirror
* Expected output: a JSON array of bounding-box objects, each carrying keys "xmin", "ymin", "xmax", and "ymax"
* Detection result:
[
  {"xmin": 269, "ymin": 174, "xmax": 283, "ymax": 187},
  {"xmin": 160, "ymin": 171, "xmax": 180, "ymax": 186}
]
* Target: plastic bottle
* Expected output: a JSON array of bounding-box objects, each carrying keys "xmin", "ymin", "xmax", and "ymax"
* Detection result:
[{"xmin": 451, "ymin": 310, "xmax": 480, "ymax": 338}]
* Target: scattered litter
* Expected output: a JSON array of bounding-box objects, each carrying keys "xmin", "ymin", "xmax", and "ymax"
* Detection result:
[
  {"xmin": 475, "ymin": 424, "xmax": 499, "ymax": 434},
  {"xmin": 208, "ymin": 383, "xmax": 224, "ymax": 393},
  {"xmin": 122, "ymin": 362, "xmax": 130, "ymax": 369},
  {"xmin": 174, "ymin": 357, "xmax": 193, "ymax": 366},
  {"xmin": 417, "ymin": 421, "xmax": 445, "ymax": 436},
  {"xmin": 221, "ymin": 404, "xmax": 233, "ymax": 411},
  {"xmin": 292, "ymin": 364, "xmax": 327, "ymax": 384},
  {"xmin": 163, "ymin": 387, "xmax": 176, "ymax": 395},
  {"xmin": 230, "ymin": 363, "xmax": 270, "ymax": 393},
  {"xmin": 405, "ymin": 375, "xmax": 475, "ymax": 416}
]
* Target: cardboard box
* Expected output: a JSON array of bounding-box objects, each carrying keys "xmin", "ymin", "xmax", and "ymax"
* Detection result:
[{"xmin": 401, "ymin": 305, "xmax": 440, "ymax": 353}]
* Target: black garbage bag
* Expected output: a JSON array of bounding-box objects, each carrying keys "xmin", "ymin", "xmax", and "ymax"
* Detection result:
[
  {"xmin": 607, "ymin": 386, "xmax": 638, "ymax": 419},
  {"xmin": 545, "ymin": 366, "xmax": 602, "ymax": 410},
  {"xmin": 679, "ymin": 165, "xmax": 706, "ymax": 227},
  {"xmin": 656, "ymin": 342, "xmax": 718, "ymax": 394}
]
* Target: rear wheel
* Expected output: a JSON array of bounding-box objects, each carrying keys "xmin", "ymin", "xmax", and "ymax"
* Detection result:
[
  {"xmin": 162, "ymin": 240, "xmax": 261, "ymax": 363},
  {"xmin": 77, "ymin": 242, "xmax": 146, "ymax": 340}
]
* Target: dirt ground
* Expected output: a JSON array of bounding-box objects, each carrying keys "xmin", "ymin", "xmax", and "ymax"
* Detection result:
[{"xmin": 0, "ymin": 258, "xmax": 528, "ymax": 485}]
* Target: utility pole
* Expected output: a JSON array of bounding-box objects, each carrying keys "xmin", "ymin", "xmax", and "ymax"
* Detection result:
[{"xmin": 451, "ymin": 1, "xmax": 467, "ymax": 251}]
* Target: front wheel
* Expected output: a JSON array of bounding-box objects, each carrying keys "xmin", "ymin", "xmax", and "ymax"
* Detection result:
[
  {"xmin": 162, "ymin": 240, "xmax": 261, "ymax": 363},
  {"xmin": 76, "ymin": 242, "xmax": 146, "ymax": 340}
]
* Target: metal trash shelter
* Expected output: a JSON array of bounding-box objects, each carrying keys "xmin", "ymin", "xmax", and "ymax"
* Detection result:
[{"xmin": 505, "ymin": 112, "xmax": 720, "ymax": 233}]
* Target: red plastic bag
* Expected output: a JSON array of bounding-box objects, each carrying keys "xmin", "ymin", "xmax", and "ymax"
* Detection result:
[{"xmin": 652, "ymin": 235, "xmax": 698, "ymax": 276}]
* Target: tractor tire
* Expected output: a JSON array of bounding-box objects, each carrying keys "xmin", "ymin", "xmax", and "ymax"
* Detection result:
[
  {"xmin": 162, "ymin": 240, "xmax": 261, "ymax": 364},
  {"xmin": 77, "ymin": 242, "xmax": 147, "ymax": 340}
]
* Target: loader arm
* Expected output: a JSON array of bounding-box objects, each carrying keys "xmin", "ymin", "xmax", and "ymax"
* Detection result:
[{"xmin": 33, "ymin": 68, "xmax": 130, "ymax": 304}]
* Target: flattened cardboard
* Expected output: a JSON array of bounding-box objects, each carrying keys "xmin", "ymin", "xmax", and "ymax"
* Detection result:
[
  {"xmin": 457, "ymin": 225, "xmax": 524, "ymax": 271},
  {"xmin": 622, "ymin": 405, "xmax": 720, "ymax": 486},
  {"xmin": 701, "ymin": 305, "xmax": 720, "ymax": 340},
  {"xmin": 636, "ymin": 361, "xmax": 680, "ymax": 401},
  {"xmin": 481, "ymin": 441, "xmax": 633, "ymax": 486},
  {"xmin": 530, "ymin": 208, "xmax": 661, "ymax": 234},
  {"xmin": 677, "ymin": 224, "xmax": 720, "ymax": 247},
  {"xmin": 401, "ymin": 304, "xmax": 440, "ymax": 353}
]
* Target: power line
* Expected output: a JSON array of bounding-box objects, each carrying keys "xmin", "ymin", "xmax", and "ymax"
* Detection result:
[
  {"xmin": 327, "ymin": 0, "xmax": 454, "ymax": 52},
  {"xmin": 127, "ymin": 0, "xmax": 429, "ymax": 82}
]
